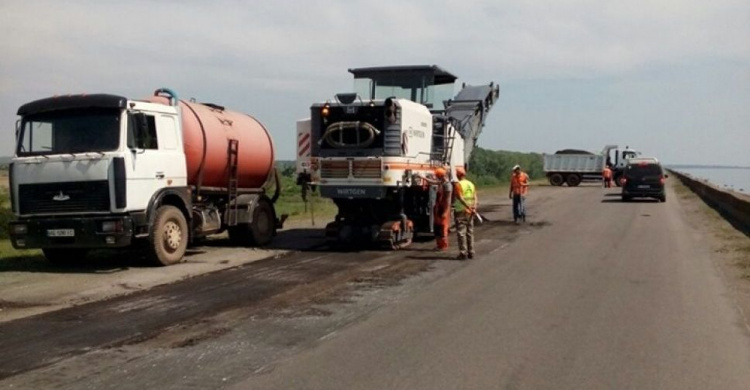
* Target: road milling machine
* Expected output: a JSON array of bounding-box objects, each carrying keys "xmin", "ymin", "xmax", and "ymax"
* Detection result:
[{"xmin": 296, "ymin": 65, "xmax": 500, "ymax": 249}]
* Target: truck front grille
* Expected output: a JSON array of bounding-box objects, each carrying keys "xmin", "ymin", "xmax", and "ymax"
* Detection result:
[
  {"xmin": 320, "ymin": 159, "xmax": 382, "ymax": 179},
  {"xmin": 320, "ymin": 160, "xmax": 349, "ymax": 179},
  {"xmin": 19, "ymin": 180, "xmax": 111, "ymax": 214},
  {"xmin": 352, "ymin": 160, "xmax": 382, "ymax": 179}
]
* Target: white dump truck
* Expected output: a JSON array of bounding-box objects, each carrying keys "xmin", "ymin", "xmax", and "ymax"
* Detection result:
[{"xmin": 543, "ymin": 145, "xmax": 640, "ymax": 186}]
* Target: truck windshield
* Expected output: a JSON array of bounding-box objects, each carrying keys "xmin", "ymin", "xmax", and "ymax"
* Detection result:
[
  {"xmin": 17, "ymin": 109, "xmax": 121, "ymax": 156},
  {"xmin": 354, "ymin": 77, "xmax": 454, "ymax": 108}
]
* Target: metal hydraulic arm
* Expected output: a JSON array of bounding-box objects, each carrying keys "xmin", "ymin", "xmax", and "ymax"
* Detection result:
[{"xmin": 443, "ymin": 83, "xmax": 501, "ymax": 165}]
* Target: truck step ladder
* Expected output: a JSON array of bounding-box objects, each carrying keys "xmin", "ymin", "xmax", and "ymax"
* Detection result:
[
  {"xmin": 442, "ymin": 125, "xmax": 456, "ymax": 167},
  {"xmin": 227, "ymin": 139, "xmax": 239, "ymax": 226}
]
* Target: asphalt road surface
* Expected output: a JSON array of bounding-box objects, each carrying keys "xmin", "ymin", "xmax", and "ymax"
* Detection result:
[{"xmin": 2, "ymin": 181, "xmax": 749, "ymax": 389}]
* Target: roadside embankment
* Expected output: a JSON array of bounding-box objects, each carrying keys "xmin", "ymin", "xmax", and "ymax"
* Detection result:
[{"xmin": 669, "ymin": 170, "xmax": 750, "ymax": 234}]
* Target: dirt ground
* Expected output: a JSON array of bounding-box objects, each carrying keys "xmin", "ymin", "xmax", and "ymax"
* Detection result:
[
  {"xmin": 0, "ymin": 225, "xmax": 323, "ymax": 322},
  {"xmin": 670, "ymin": 181, "xmax": 750, "ymax": 329}
]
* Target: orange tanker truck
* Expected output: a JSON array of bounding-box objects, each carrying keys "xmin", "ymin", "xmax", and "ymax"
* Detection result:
[{"xmin": 8, "ymin": 88, "xmax": 284, "ymax": 265}]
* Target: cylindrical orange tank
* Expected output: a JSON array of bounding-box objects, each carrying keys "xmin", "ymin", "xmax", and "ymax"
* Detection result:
[{"xmin": 149, "ymin": 95, "xmax": 275, "ymax": 190}]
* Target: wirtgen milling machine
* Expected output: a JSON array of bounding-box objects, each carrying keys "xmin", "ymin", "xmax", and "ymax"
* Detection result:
[{"xmin": 297, "ymin": 65, "xmax": 499, "ymax": 249}]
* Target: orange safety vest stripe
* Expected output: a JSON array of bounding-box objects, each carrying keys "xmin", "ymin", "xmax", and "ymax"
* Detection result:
[{"xmin": 510, "ymin": 172, "xmax": 529, "ymax": 195}]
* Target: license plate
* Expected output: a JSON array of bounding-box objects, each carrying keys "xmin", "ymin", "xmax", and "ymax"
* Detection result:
[
  {"xmin": 637, "ymin": 185, "xmax": 650, "ymax": 189},
  {"xmin": 47, "ymin": 229, "xmax": 75, "ymax": 237}
]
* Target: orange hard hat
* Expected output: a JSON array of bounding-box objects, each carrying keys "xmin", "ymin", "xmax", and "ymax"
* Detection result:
[
  {"xmin": 434, "ymin": 167, "xmax": 446, "ymax": 178},
  {"xmin": 455, "ymin": 167, "xmax": 466, "ymax": 178}
]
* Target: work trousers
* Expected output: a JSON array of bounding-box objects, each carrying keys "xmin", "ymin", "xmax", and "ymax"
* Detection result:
[
  {"xmin": 454, "ymin": 211, "xmax": 474, "ymax": 256},
  {"xmin": 434, "ymin": 217, "xmax": 450, "ymax": 250},
  {"xmin": 512, "ymin": 194, "xmax": 526, "ymax": 222}
]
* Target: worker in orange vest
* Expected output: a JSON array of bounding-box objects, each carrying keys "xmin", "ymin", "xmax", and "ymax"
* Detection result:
[
  {"xmin": 509, "ymin": 164, "xmax": 529, "ymax": 224},
  {"xmin": 432, "ymin": 168, "xmax": 453, "ymax": 250},
  {"xmin": 602, "ymin": 165, "xmax": 613, "ymax": 188},
  {"xmin": 418, "ymin": 167, "xmax": 453, "ymax": 251}
]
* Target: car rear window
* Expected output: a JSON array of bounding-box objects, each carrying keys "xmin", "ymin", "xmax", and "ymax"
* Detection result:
[{"xmin": 625, "ymin": 163, "xmax": 663, "ymax": 178}]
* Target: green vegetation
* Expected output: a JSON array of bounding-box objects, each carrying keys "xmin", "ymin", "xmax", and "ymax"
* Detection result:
[
  {"xmin": 468, "ymin": 147, "xmax": 544, "ymax": 186},
  {"xmin": 0, "ymin": 239, "xmax": 41, "ymax": 265},
  {"xmin": 0, "ymin": 186, "xmax": 12, "ymax": 240},
  {"xmin": 270, "ymin": 171, "xmax": 337, "ymax": 223}
]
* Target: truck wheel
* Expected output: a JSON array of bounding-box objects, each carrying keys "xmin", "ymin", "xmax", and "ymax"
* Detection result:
[
  {"xmin": 549, "ymin": 173, "xmax": 564, "ymax": 186},
  {"xmin": 566, "ymin": 174, "xmax": 582, "ymax": 187},
  {"xmin": 42, "ymin": 248, "xmax": 89, "ymax": 265},
  {"xmin": 148, "ymin": 205, "xmax": 188, "ymax": 266},
  {"xmin": 250, "ymin": 199, "xmax": 275, "ymax": 246},
  {"xmin": 615, "ymin": 175, "xmax": 624, "ymax": 187},
  {"xmin": 228, "ymin": 199, "xmax": 275, "ymax": 246}
]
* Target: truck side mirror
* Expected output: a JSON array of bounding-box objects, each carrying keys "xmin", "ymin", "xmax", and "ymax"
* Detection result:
[{"xmin": 14, "ymin": 119, "xmax": 21, "ymax": 147}]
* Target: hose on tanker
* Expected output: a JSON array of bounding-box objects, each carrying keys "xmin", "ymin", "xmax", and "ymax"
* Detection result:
[
  {"xmin": 320, "ymin": 121, "xmax": 381, "ymax": 148},
  {"xmin": 154, "ymin": 88, "xmax": 179, "ymax": 106}
]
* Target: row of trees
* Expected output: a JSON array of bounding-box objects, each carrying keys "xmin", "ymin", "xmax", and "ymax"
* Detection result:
[{"xmin": 467, "ymin": 147, "xmax": 544, "ymax": 186}]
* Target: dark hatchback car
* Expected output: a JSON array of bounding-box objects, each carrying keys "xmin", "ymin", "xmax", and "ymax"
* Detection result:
[{"xmin": 621, "ymin": 158, "xmax": 668, "ymax": 202}]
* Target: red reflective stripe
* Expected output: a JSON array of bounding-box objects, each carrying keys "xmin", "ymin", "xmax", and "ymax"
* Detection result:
[
  {"xmin": 298, "ymin": 143, "xmax": 310, "ymax": 157},
  {"xmin": 298, "ymin": 132, "xmax": 310, "ymax": 147}
]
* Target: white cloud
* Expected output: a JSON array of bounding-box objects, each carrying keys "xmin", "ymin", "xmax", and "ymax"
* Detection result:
[{"xmin": 0, "ymin": 0, "xmax": 748, "ymax": 164}]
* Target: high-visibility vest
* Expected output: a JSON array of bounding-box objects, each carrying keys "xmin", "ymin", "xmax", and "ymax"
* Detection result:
[
  {"xmin": 510, "ymin": 172, "xmax": 529, "ymax": 195},
  {"xmin": 454, "ymin": 179, "xmax": 476, "ymax": 212}
]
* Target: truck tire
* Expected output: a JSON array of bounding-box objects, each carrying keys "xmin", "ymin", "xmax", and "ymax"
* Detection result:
[
  {"xmin": 147, "ymin": 205, "xmax": 188, "ymax": 266},
  {"xmin": 566, "ymin": 174, "xmax": 582, "ymax": 187},
  {"xmin": 42, "ymin": 248, "xmax": 89, "ymax": 265},
  {"xmin": 615, "ymin": 174, "xmax": 624, "ymax": 187},
  {"xmin": 548, "ymin": 173, "xmax": 564, "ymax": 186},
  {"xmin": 228, "ymin": 199, "xmax": 275, "ymax": 246}
]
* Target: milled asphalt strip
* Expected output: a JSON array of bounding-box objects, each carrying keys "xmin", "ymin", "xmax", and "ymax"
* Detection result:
[{"xmin": 0, "ymin": 244, "xmax": 387, "ymax": 379}]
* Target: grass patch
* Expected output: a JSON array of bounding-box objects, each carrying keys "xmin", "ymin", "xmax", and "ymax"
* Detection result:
[
  {"xmin": 271, "ymin": 174, "xmax": 337, "ymax": 223},
  {"xmin": 0, "ymin": 187, "xmax": 12, "ymax": 240},
  {"xmin": 672, "ymin": 178, "xmax": 750, "ymax": 279},
  {"xmin": 0, "ymin": 239, "xmax": 44, "ymax": 271}
]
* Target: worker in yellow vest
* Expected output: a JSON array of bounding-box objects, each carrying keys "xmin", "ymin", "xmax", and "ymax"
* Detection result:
[{"xmin": 453, "ymin": 167, "xmax": 478, "ymax": 260}]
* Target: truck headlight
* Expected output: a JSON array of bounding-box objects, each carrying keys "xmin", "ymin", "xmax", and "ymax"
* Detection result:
[{"xmin": 12, "ymin": 224, "xmax": 27, "ymax": 235}]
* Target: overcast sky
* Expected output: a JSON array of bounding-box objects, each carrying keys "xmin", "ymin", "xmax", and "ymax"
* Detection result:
[{"xmin": 1, "ymin": 0, "xmax": 748, "ymax": 166}]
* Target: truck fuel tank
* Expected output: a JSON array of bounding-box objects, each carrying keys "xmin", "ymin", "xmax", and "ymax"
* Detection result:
[{"xmin": 149, "ymin": 96, "xmax": 275, "ymax": 190}]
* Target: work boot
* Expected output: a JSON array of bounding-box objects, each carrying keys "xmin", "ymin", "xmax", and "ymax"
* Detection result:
[
  {"xmin": 468, "ymin": 252, "xmax": 474, "ymax": 259},
  {"xmin": 457, "ymin": 253, "xmax": 467, "ymax": 260}
]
